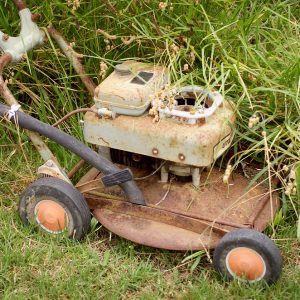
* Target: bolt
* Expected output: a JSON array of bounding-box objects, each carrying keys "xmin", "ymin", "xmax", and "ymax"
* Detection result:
[
  {"xmin": 132, "ymin": 154, "xmax": 142, "ymax": 162},
  {"xmin": 46, "ymin": 161, "xmax": 53, "ymax": 167},
  {"xmin": 178, "ymin": 153, "xmax": 185, "ymax": 161},
  {"xmin": 152, "ymin": 148, "xmax": 159, "ymax": 156}
]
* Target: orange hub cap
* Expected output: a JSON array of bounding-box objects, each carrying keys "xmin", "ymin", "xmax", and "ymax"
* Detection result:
[
  {"xmin": 35, "ymin": 200, "xmax": 68, "ymax": 233},
  {"xmin": 226, "ymin": 247, "xmax": 266, "ymax": 281}
]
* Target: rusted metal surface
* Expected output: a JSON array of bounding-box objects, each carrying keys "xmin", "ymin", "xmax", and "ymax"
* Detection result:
[
  {"xmin": 87, "ymin": 190, "xmax": 124, "ymax": 201},
  {"xmin": 76, "ymin": 168, "xmax": 100, "ymax": 186},
  {"xmin": 252, "ymin": 193, "xmax": 280, "ymax": 232},
  {"xmin": 244, "ymin": 194, "xmax": 271, "ymax": 227},
  {"xmin": 77, "ymin": 179, "xmax": 105, "ymax": 194},
  {"xmin": 0, "ymin": 53, "xmax": 13, "ymax": 90},
  {"xmin": 47, "ymin": 27, "xmax": 96, "ymax": 98},
  {"xmin": 14, "ymin": 0, "xmax": 27, "ymax": 11},
  {"xmin": 67, "ymin": 159, "xmax": 86, "ymax": 179},
  {"xmin": 83, "ymin": 101, "xmax": 235, "ymax": 167},
  {"xmin": 94, "ymin": 209, "xmax": 221, "ymax": 251},
  {"xmin": 147, "ymin": 203, "xmax": 250, "ymax": 229},
  {"xmin": 87, "ymin": 196, "xmax": 228, "ymax": 235},
  {"xmin": 79, "ymin": 166, "xmax": 279, "ymax": 250},
  {"xmin": 0, "ymin": 53, "xmax": 60, "ymax": 166}
]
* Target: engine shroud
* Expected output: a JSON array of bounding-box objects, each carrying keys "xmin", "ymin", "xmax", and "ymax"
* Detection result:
[
  {"xmin": 83, "ymin": 100, "xmax": 235, "ymax": 167},
  {"xmin": 85, "ymin": 61, "xmax": 235, "ymax": 168}
]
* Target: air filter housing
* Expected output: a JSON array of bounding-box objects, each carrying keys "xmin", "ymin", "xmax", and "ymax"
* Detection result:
[{"xmin": 94, "ymin": 60, "xmax": 168, "ymax": 116}]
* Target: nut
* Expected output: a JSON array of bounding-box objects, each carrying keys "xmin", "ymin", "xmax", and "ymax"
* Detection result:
[
  {"xmin": 178, "ymin": 153, "xmax": 185, "ymax": 161},
  {"xmin": 152, "ymin": 148, "xmax": 159, "ymax": 155},
  {"xmin": 46, "ymin": 161, "xmax": 54, "ymax": 167},
  {"xmin": 132, "ymin": 154, "xmax": 142, "ymax": 162}
]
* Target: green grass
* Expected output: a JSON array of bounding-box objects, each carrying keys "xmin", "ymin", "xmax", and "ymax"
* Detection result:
[{"xmin": 1, "ymin": 0, "xmax": 300, "ymax": 298}]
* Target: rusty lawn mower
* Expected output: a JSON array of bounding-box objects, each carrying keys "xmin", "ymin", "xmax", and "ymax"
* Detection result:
[{"xmin": 0, "ymin": 1, "xmax": 282, "ymax": 285}]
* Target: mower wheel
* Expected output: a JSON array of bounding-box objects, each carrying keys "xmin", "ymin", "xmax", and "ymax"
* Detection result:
[
  {"xmin": 213, "ymin": 229, "xmax": 282, "ymax": 284},
  {"xmin": 19, "ymin": 177, "xmax": 91, "ymax": 240}
]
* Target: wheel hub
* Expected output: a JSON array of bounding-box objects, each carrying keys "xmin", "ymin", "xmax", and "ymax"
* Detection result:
[
  {"xmin": 226, "ymin": 247, "xmax": 266, "ymax": 281},
  {"xmin": 35, "ymin": 200, "xmax": 68, "ymax": 233}
]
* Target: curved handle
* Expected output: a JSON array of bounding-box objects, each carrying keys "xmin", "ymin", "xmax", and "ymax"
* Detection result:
[
  {"xmin": 14, "ymin": 0, "xmax": 27, "ymax": 11},
  {"xmin": 0, "ymin": 102, "xmax": 145, "ymax": 205}
]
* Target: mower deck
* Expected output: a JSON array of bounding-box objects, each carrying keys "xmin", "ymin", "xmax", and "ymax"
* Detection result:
[{"xmin": 76, "ymin": 167, "xmax": 279, "ymax": 251}]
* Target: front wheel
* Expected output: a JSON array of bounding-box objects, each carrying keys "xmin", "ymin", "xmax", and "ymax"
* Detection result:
[
  {"xmin": 19, "ymin": 177, "xmax": 91, "ymax": 240},
  {"xmin": 213, "ymin": 229, "xmax": 282, "ymax": 284}
]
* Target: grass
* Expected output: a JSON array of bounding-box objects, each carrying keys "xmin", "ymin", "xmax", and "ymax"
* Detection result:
[{"xmin": 0, "ymin": 0, "xmax": 300, "ymax": 298}]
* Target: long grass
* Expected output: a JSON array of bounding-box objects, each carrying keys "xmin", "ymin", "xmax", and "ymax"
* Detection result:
[{"xmin": 0, "ymin": 0, "xmax": 300, "ymax": 298}]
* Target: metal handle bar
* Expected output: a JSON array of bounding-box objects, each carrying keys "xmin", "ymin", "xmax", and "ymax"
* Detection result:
[{"xmin": 14, "ymin": 0, "xmax": 27, "ymax": 11}]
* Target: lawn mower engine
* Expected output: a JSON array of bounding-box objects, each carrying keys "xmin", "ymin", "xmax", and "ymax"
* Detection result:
[{"xmin": 83, "ymin": 61, "xmax": 235, "ymax": 186}]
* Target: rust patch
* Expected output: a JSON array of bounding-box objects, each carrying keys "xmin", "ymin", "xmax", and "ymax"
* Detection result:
[
  {"xmin": 86, "ymin": 196, "xmax": 227, "ymax": 235},
  {"xmin": 79, "ymin": 166, "xmax": 280, "ymax": 250},
  {"xmin": 14, "ymin": 0, "xmax": 27, "ymax": 11},
  {"xmin": 94, "ymin": 209, "xmax": 220, "ymax": 250}
]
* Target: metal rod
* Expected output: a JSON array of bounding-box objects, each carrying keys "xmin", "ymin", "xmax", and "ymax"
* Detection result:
[
  {"xmin": 83, "ymin": 185, "xmax": 248, "ymax": 229},
  {"xmin": 86, "ymin": 190, "xmax": 123, "ymax": 201},
  {"xmin": 53, "ymin": 108, "xmax": 96, "ymax": 127},
  {"xmin": 147, "ymin": 203, "xmax": 250, "ymax": 229},
  {"xmin": 14, "ymin": 0, "xmax": 27, "ymax": 11},
  {"xmin": 0, "ymin": 53, "xmax": 60, "ymax": 166},
  {"xmin": 67, "ymin": 159, "xmax": 86, "ymax": 179},
  {"xmin": 47, "ymin": 27, "xmax": 97, "ymax": 98},
  {"xmin": 86, "ymin": 196, "xmax": 228, "ymax": 235}
]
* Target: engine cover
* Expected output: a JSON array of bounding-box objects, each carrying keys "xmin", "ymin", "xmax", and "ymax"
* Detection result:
[{"xmin": 83, "ymin": 100, "xmax": 235, "ymax": 167}]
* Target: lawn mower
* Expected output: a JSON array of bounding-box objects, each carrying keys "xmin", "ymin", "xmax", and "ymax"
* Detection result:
[{"xmin": 0, "ymin": 0, "xmax": 282, "ymax": 285}]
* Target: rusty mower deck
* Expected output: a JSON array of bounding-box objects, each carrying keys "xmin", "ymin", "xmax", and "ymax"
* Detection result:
[{"xmin": 76, "ymin": 167, "xmax": 279, "ymax": 251}]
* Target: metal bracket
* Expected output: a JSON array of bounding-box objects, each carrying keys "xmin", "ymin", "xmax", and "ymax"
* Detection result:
[
  {"xmin": 0, "ymin": 8, "xmax": 44, "ymax": 62},
  {"xmin": 37, "ymin": 160, "xmax": 71, "ymax": 184}
]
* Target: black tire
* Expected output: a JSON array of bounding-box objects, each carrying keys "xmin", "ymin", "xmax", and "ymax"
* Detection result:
[
  {"xmin": 213, "ymin": 229, "xmax": 282, "ymax": 284},
  {"xmin": 19, "ymin": 177, "xmax": 91, "ymax": 240}
]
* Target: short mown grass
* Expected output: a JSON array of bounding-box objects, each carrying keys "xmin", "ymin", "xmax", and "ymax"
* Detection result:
[{"xmin": 0, "ymin": 0, "xmax": 300, "ymax": 298}]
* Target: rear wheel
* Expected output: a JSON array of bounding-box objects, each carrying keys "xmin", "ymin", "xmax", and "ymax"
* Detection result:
[
  {"xmin": 19, "ymin": 177, "xmax": 90, "ymax": 240},
  {"xmin": 213, "ymin": 229, "xmax": 282, "ymax": 284}
]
